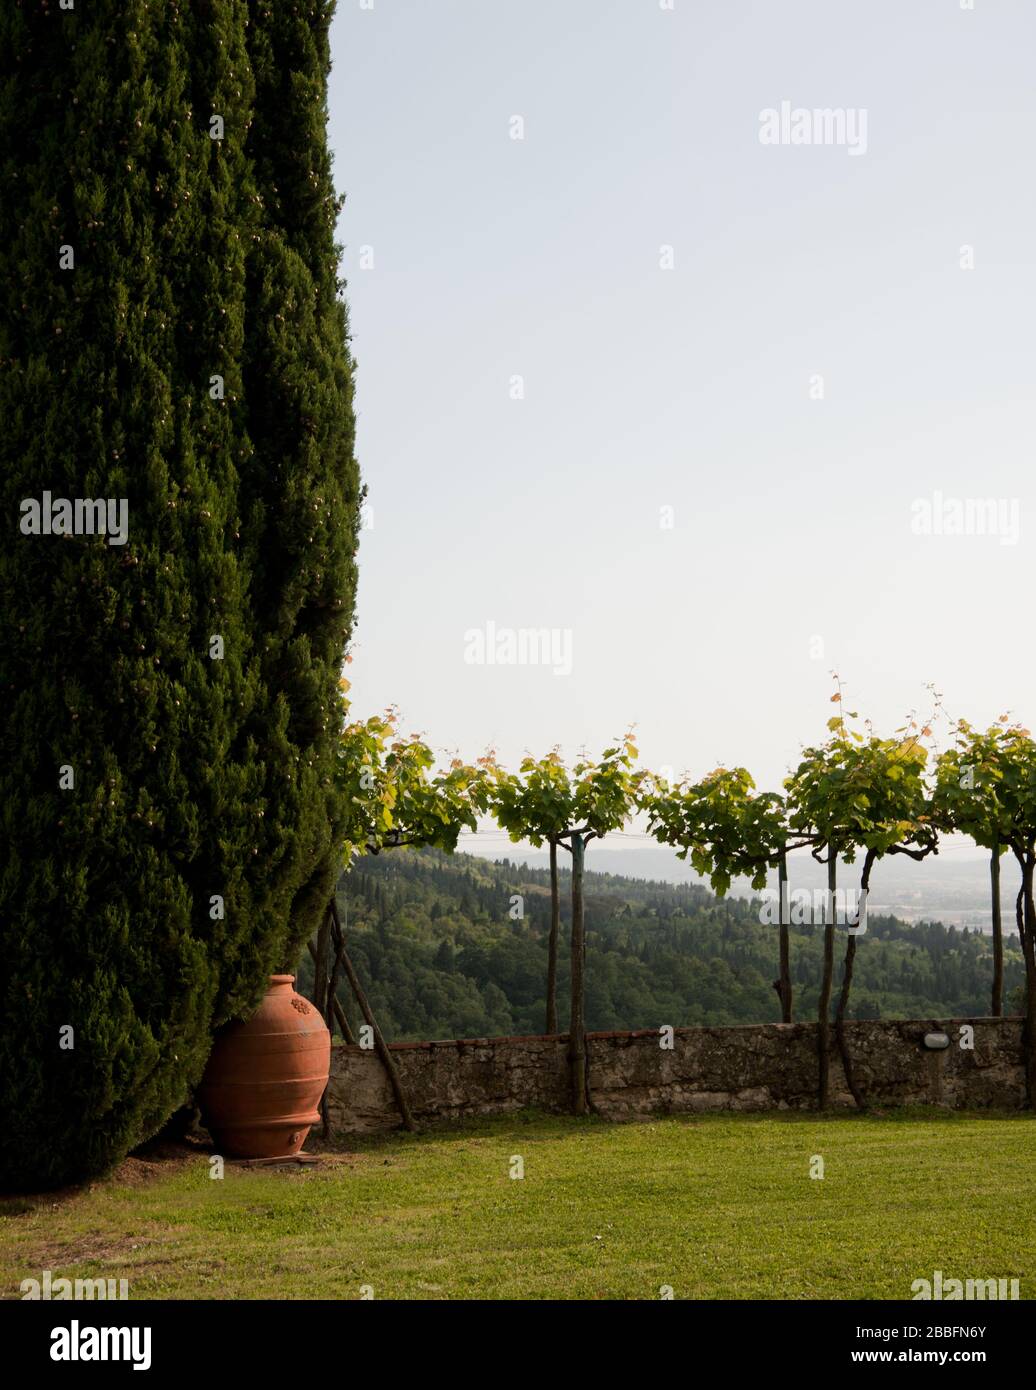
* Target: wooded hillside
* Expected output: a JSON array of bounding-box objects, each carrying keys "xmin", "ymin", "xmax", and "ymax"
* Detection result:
[{"xmin": 295, "ymin": 849, "xmax": 1024, "ymax": 1041}]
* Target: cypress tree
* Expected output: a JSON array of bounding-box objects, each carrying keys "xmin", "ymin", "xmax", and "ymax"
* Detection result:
[{"xmin": 0, "ymin": 0, "xmax": 359, "ymax": 1190}]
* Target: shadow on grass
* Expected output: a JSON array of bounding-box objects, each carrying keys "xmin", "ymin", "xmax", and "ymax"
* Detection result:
[
  {"xmin": 310, "ymin": 1100, "xmax": 1036, "ymax": 1158},
  {"xmin": 4, "ymin": 1103, "xmax": 1031, "ymax": 1210}
]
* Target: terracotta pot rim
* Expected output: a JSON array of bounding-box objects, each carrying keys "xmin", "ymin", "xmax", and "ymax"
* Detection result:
[{"xmin": 269, "ymin": 973, "xmax": 295, "ymax": 985}]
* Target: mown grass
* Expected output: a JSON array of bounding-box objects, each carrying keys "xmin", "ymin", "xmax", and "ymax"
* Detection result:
[{"xmin": 2, "ymin": 1108, "xmax": 1032, "ymax": 1300}]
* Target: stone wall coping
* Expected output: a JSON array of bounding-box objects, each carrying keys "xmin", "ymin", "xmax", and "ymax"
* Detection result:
[{"xmin": 331, "ymin": 1016, "xmax": 1020, "ymax": 1053}]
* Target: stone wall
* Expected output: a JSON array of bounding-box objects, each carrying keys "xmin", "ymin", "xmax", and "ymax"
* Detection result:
[{"xmin": 325, "ymin": 1018, "xmax": 1025, "ymax": 1135}]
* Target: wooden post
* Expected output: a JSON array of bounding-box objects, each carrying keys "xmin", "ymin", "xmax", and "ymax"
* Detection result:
[
  {"xmin": 312, "ymin": 913, "xmax": 330, "ymax": 1021},
  {"xmin": 326, "ymin": 917, "xmax": 345, "ymax": 1033},
  {"xmin": 307, "ymin": 938, "xmax": 356, "ymax": 1043},
  {"xmin": 817, "ymin": 854, "xmax": 836, "ymax": 1110},
  {"xmin": 545, "ymin": 838, "xmax": 560, "ymax": 1033},
  {"xmin": 329, "ymin": 899, "xmax": 417, "ymax": 1132},
  {"xmin": 991, "ymin": 844, "xmax": 1003, "ymax": 1017},
  {"xmin": 1020, "ymin": 856, "xmax": 1036, "ymax": 1109},
  {"xmin": 318, "ymin": 902, "xmax": 356, "ymax": 1142},
  {"xmin": 777, "ymin": 849, "xmax": 792, "ymax": 1023},
  {"xmin": 569, "ymin": 831, "xmax": 589, "ymax": 1115}
]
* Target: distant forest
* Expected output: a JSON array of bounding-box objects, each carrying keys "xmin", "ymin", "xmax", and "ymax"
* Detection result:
[{"xmin": 294, "ymin": 849, "xmax": 1025, "ymax": 1043}]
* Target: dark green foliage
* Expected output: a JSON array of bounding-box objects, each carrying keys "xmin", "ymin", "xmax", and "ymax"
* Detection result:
[
  {"xmin": 0, "ymin": 1, "xmax": 359, "ymax": 1189},
  {"xmin": 306, "ymin": 851, "xmax": 1026, "ymax": 1040}
]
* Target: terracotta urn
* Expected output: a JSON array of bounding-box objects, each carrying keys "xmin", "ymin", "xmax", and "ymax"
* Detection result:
[{"xmin": 198, "ymin": 974, "xmax": 330, "ymax": 1159}]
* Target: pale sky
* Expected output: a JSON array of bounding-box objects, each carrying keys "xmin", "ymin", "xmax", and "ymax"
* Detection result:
[{"xmin": 327, "ymin": 0, "xmax": 1036, "ymax": 809}]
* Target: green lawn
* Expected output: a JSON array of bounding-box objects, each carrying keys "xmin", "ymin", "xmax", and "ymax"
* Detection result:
[{"xmin": 3, "ymin": 1109, "xmax": 1033, "ymax": 1300}]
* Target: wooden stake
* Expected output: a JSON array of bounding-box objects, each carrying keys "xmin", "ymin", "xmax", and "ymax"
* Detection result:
[
  {"xmin": 330, "ymin": 899, "xmax": 417, "ymax": 1133},
  {"xmin": 310, "ymin": 916, "xmax": 355, "ymax": 1144},
  {"xmin": 325, "ymin": 917, "xmax": 347, "ymax": 1037},
  {"xmin": 568, "ymin": 831, "xmax": 589, "ymax": 1115},
  {"xmin": 777, "ymin": 849, "xmax": 792, "ymax": 1022},
  {"xmin": 312, "ymin": 913, "xmax": 330, "ymax": 1021},
  {"xmin": 307, "ymin": 938, "xmax": 356, "ymax": 1044}
]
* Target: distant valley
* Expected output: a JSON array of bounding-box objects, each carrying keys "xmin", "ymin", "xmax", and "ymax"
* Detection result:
[
  {"xmin": 305, "ymin": 847, "xmax": 1026, "ymax": 1044},
  {"xmin": 462, "ymin": 840, "xmax": 1015, "ymax": 935}
]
